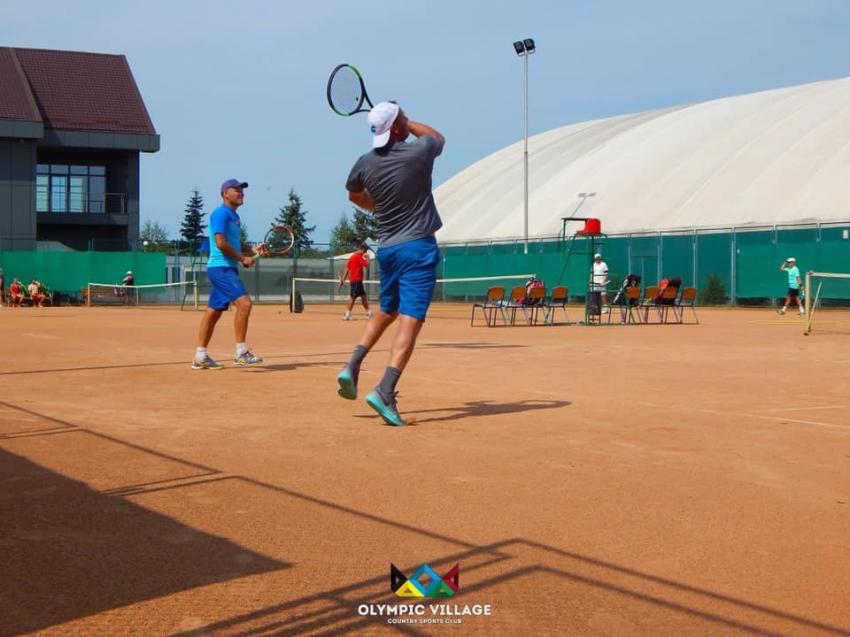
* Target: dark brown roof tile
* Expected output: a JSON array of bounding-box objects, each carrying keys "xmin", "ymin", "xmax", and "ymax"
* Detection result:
[
  {"xmin": 0, "ymin": 47, "xmax": 42, "ymax": 123},
  {"xmin": 6, "ymin": 47, "xmax": 156, "ymax": 135}
]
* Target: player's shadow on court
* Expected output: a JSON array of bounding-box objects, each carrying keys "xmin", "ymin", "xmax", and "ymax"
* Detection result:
[
  {"xmin": 355, "ymin": 399, "xmax": 569, "ymax": 425},
  {"xmin": 422, "ymin": 342, "xmax": 528, "ymax": 350},
  {"xmin": 414, "ymin": 399, "xmax": 569, "ymax": 423},
  {"xmin": 249, "ymin": 360, "xmax": 347, "ymax": 373}
]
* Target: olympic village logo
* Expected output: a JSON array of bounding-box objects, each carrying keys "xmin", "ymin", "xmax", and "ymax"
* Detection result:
[
  {"xmin": 391, "ymin": 563, "xmax": 459, "ymax": 598},
  {"xmin": 356, "ymin": 563, "xmax": 492, "ymax": 624}
]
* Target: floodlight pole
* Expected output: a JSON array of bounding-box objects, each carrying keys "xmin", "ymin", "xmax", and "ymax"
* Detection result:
[{"xmin": 523, "ymin": 51, "xmax": 529, "ymax": 255}]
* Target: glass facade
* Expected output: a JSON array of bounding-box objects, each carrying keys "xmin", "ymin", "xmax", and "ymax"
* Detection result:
[{"xmin": 36, "ymin": 164, "xmax": 107, "ymax": 213}]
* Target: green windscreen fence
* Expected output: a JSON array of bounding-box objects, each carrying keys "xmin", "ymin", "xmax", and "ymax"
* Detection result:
[
  {"xmin": 440, "ymin": 224, "xmax": 850, "ymax": 304},
  {"xmin": 2, "ymin": 223, "xmax": 847, "ymax": 306},
  {"xmin": 0, "ymin": 251, "xmax": 166, "ymax": 298}
]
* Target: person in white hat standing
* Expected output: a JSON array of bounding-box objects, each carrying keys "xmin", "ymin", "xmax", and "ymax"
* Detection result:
[
  {"xmin": 336, "ymin": 101, "xmax": 445, "ymax": 426},
  {"xmin": 591, "ymin": 253, "xmax": 609, "ymax": 307},
  {"xmin": 778, "ymin": 257, "xmax": 804, "ymax": 316}
]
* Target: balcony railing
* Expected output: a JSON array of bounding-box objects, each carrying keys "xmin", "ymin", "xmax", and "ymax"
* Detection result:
[{"xmin": 35, "ymin": 187, "xmax": 126, "ymax": 215}]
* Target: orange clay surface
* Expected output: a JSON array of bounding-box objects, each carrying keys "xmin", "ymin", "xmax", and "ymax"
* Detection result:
[{"xmin": 1, "ymin": 303, "xmax": 849, "ymax": 637}]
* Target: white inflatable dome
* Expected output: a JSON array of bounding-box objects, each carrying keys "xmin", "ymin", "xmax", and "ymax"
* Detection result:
[{"xmin": 435, "ymin": 77, "xmax": 850, "ymax": 242}]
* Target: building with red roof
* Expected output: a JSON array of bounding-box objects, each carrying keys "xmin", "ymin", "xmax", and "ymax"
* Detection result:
[{"xmin": 0, "ymin": 47, "xmax": 159, "ymax": 250}]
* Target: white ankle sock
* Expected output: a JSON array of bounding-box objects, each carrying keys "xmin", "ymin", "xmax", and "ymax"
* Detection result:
[
  {"xmin": 236, "ymin": 342, "xmax": 248, "ymax": 356},
  {"xmin": 195, "ymin": 347, "xmax": 207, "ymax": 360}
]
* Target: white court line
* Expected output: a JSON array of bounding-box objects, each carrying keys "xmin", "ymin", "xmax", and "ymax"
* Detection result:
[
  {"xmin": 756, "ymin": 404, "xmax": 848, "ymax": 413},
  {"xmin": 678, "ymin": 407, "xmax": 848, "ymax": 433}
]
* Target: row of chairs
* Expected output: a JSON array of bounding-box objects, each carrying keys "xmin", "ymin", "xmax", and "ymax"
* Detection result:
[
  {"xmin": 471, "ymin": 284, "xmax": 698, "ymax": 327},
  {"xmin": 471, "ymin": 285, "xmax": 570, "ymax": 327},
  {"xmin": 609, "ymin": 285, "xmax": 698, "ymax": 325}
]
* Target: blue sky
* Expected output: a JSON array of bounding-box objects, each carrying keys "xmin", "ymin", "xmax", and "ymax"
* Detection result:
[{"xmin": 3, "ymin": 0, "xmax": 850, "ymax": 243}]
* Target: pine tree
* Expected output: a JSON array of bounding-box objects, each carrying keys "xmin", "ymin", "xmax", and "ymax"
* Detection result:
[
  {"xmin": 351, "ymin": 207, "xmax": 379, "ymax": 245},
  {"xmin": 271, "ymin": 189, "xmax": 316, "ymax": 257},
  {"xmin": 329, "ymin": 214, "xmax": 358, "ymax": 255},
  {"xmin": 180, "ymin": 189, "xmax": 206, "ymax": 250}
]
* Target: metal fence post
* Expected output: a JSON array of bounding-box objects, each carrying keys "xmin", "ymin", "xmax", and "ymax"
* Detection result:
[{"xmin": 731, "ymin": 227, "xmax": 737, "ymax": 306}]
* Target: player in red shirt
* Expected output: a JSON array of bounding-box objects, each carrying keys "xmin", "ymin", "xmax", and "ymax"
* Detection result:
[{"xmin": 339, "ymin": 244, "xmax": 373, "ymax": 320}]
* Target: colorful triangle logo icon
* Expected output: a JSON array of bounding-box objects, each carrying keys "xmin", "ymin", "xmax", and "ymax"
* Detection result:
[
  {"xmin": 395, "ymin": 580, "xmax": 425, "ymax": 598},
  {"xmin": 431, "ymin": 580, "xmax": 456, "ymax": 597}
]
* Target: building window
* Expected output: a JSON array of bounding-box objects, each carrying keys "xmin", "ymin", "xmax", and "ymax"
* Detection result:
[{"xmin": 36, "ymin": 164, "xmax": 107, "ymax": 213}]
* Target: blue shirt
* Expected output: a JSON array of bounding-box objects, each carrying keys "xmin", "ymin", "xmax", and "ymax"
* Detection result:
[
  {"xmin": 786, "ymin": 265, "xmax": 800, "ymax": 289},
  {"xmin": 207, "ymin": 204, "xmax": 242, "ymax": 268}
]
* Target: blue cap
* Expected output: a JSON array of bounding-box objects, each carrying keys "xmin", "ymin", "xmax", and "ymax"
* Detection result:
[{"xmin": 220, "ymin": 178, "xmax": 248, "ymax": 193}]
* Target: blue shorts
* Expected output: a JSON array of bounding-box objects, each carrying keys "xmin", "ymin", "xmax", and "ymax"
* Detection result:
[
  {"xmin": 377, "ymin": 236, "xmax": 440, "ymax": 321},
  {"xmin": 207, "ymin": 266, "xmax": 248, "ymax": 310}
]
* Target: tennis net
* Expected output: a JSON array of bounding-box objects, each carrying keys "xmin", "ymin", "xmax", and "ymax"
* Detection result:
[
  {"xmin": 803, "ymin": 271, "xmax": 850, "ymax": 335},
  {"xmin": 85, "ymin": 281, "xmax": 198, "ymax": 309},
  {"xmin": 291, "ymin": 274, "xmax": 536, "ymax": 311}
]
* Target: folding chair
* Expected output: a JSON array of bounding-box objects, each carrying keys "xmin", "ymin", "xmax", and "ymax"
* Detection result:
[
  {"xmin": 639, "ymin": 285, "xmax": 660, "ymax": 323},
  {"xmin": 525, "ymin": 285, "xmax": 548, "ymax": 325},
  {"xmin": 505, "ymin": 285, "xmax": 530, "ymax": 325},
  {"xmin": 675, "ymin": 287, "xmax": 699, "ymax": 324},
  {"xmin": 658, "ymin": 286, "xmax": 679, "ymax": 323},
  {"xmin": 610, "ymin": 285, "xmax": 641, "ymax": 324},
  {"xmin": 470, "ymin": 286, "xmax": 508, "ymax": 327},
  {"xmin": 544, "ymin": 286, "xmax": 569, "ymax": 325}
]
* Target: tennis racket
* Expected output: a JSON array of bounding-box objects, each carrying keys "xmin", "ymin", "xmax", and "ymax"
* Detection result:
[
  {"xmin": 254, "ymin": 224, "xmax": 295, "ymax": 259},
  {"xmin": 327, "ymin": 64, "xmax": 373, "ymax": 116}
]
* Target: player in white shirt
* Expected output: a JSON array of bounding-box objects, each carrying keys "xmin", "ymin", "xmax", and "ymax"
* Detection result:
[{"xmin": 592, "ymin": 253, "xmax": 609, "ymax": 306}]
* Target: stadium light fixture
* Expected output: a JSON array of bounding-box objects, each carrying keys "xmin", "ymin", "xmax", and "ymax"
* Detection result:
[{"xmin": 573, "ymin": 192, "xmax": 597, "ymax": 217}]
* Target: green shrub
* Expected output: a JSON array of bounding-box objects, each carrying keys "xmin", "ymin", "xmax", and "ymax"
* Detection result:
[{"xmin": 698, "ymin": 274, "xmax": 727, "ymax": 305}]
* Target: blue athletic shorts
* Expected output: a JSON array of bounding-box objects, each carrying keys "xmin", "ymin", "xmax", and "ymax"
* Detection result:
[
  {"xmin": 377, "ymin": 236, "xmax": 440, "ymax": 321},
  {"xmin": 207, "ymin": 266, "xmax": 248, "ymax": 310}
]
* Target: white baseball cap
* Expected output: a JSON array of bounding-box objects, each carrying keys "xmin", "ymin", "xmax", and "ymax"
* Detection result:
[
  {"xmin": 368, "ymin": 102, "xmax": 400, "ymax": 148},
  {"xmin": 594, "ymin": 253, "xmax": 602, "ymax": 259},
  {"xmin": 787, "ymin": 257, "xmax": 796, "ymax": 262},
  {"xmin": 126, "ymin": 270, "xmax": 133, "ymax": 275}
]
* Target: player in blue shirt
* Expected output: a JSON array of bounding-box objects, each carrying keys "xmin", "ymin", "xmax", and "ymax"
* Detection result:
[
  {"xmin": 192, "ymin": 178, "xmax": 266, "ymax": 369},
  {"xmin": 778, "ymin": 257, "xmax": 805, "ymax": 316}
]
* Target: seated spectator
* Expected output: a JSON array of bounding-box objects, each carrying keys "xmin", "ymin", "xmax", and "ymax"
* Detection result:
[
  {"xmin": 523, "ymin": 276, "xmax": 545, "ymax": 306},
  {"xmin": 28, "ymin": 279, "xmax": 46, "ymax": 307},
  {"xmin": 9, "ymin": 278, "xmax": 24, "ymax": 307}
]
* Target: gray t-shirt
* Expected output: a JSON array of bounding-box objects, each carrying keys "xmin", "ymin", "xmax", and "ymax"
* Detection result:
[{"xmin": 346, "ymin": 135, "xmax": 444, "ymax": 247}]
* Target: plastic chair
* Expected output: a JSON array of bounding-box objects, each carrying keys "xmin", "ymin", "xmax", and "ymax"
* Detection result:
[
  {"xmin": 675, "ymin": 287, "xmax": 699, "ymax": 324},
  {"xmin": 544, "ymin": 286, "xmax": 570, "ymax": 325},
  {"xmin": 470, "ymin": 286, "xmax": 508, "ymax": 327}
]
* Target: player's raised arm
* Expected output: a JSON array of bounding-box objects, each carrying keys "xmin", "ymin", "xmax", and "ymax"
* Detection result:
[{"xmin": 408, "ymin": 120, "xmax": 445, "ymax": 146}]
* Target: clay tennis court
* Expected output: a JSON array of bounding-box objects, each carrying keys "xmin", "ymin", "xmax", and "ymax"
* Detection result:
[{"xmin": 2, "ymin": 304, "xmax": 849, "ymax": 636}]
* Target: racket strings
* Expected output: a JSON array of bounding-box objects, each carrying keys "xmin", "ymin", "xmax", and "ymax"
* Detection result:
[
  {"xmin": 263, "ymin": 226, "xmax": 294, "ymax": 255},
  {"xmin": 330, "ymin": 66, "xmax": 365, "ymax": 115}
]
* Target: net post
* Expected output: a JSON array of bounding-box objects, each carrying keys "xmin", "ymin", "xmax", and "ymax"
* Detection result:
[
  {"xmin": 193, "ymin": 280, "xmax": 199, "ymax": 310},
  {"xmin": 86, "ymin": 284, "xmax": 92, "ymax": 307},
  {"xmin": 290, "ymin": 277, "xmax": 296, "ymax": 313},
  {"xmin": 805, "ymin": 270, "xmax": 812, "ymax": 322}
]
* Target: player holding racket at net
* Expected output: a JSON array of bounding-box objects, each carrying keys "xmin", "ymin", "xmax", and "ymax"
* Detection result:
[
  {"xmin": 336, "ymin": 102, "xmax": 445, "ymax": 426},
  {"xmin": 192, "ymin": 178, "xmax": 267, "ymax": 370},
  {"xmin": 340, "ymin": 243, "xmax": 373, "ymax": 320}
]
